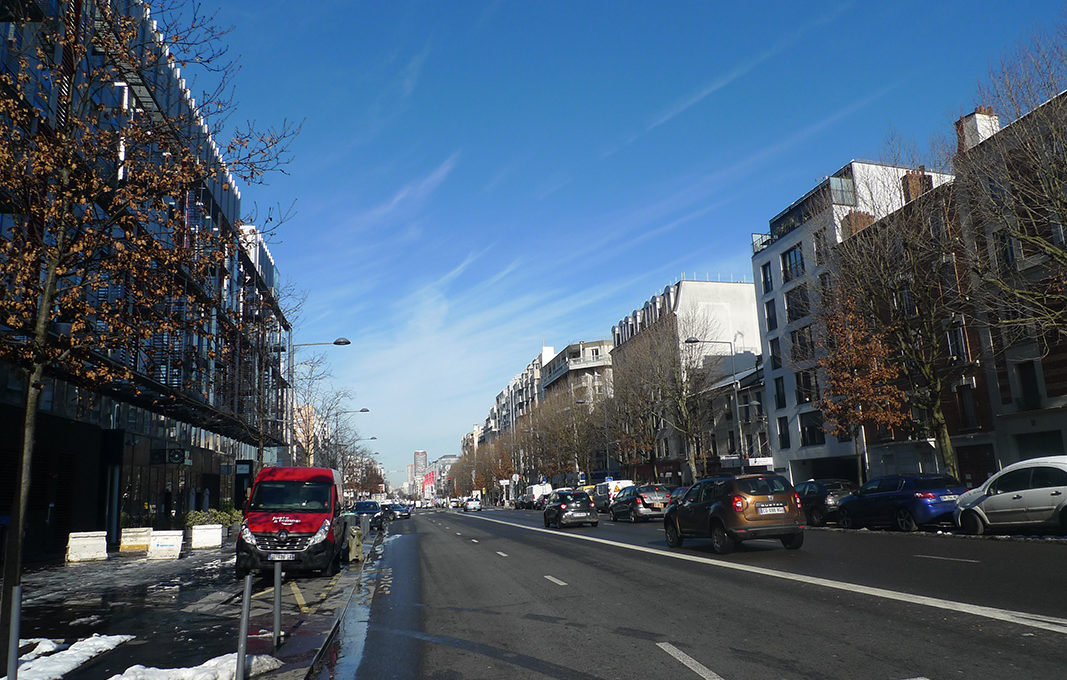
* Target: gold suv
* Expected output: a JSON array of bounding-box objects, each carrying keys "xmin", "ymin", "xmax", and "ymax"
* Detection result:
[{"xmin": 664, "ymin": 474, "xmax": 804, "ymax": 553}]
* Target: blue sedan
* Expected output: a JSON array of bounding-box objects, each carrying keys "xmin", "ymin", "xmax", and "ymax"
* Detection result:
[{"xmin": 837, "ymin": 474, "xmax": 966, "ymax": 531}]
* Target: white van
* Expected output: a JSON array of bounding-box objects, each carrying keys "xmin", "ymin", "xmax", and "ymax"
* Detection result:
[{"xmin": 593, "ymin": 479, "xmax": 634, "ymax": 513}]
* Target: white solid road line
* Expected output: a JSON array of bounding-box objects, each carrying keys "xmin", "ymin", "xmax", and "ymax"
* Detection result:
[
  {"xmin": 544, "ymin": 575, "xmax": 568, "ymax": 586},
  {"xmin": 466, "ymin": 514, "xmax": 1067, "ymax": 636},
  {"xmin": 496, "ymin": 551, "xmax": 509, "ymax": 557},
  {"xmin": 913, "ymin": 554, "xmax": 980, "ymax": 564},
  {"xmin": 657, "ymin": 642, "xmax": 725, "ymax": 680}
]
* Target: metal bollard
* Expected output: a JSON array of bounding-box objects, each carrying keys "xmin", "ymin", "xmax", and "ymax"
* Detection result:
[
  {"xmin": 348, "ymin": 525, "xmax": 363, "ymax": 563},
  {"xmin": 7, "ymin": 583, "xmax": 21, "ymax": 680},
  {"xmin": 273, "ymin": 562, "xmax": 282, "ymax": 650},
  {"xmin": 236, "ymin": 573, "xmax": 252, "ymax": 679},
  {"xmin": 360, "ymin": 513, "xmax": 370, "ymax": 538}
]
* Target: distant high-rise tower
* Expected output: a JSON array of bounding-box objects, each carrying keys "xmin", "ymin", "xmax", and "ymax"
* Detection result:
[{"xmin": 414, "ymin": 450, "xmax": 428, "ymax": 481}]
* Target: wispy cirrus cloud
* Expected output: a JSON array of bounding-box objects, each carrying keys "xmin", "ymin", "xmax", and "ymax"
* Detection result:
[
  {"xmin": 357, "ymin": 152, "xmax": 460, "ymax": 225},
  {"xmin": 645, "ymin": 4, "xmax": 851, "ymax": 131}
]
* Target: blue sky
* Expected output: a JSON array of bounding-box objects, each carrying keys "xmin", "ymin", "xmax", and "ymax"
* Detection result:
[{"xmin": 211, "ymin": 1, "xmax": 1062, "ymax": 486}]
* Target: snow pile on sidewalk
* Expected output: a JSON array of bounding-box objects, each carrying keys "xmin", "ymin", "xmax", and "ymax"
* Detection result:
[
  {"xmin": 2, "ymin": 633, "xmax": 133, "ymax": 680},
  {"xmin": 109, "ymin": 653, "xmax": 284, "ymax": 679}
]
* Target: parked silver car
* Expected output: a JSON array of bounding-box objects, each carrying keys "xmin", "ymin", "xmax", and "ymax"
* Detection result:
[
  {"xmin": 954, "ymin": 455, "xmax": 1067, "ymax": 535},
  {"xmin": 609, "ymin": 484, "xmax": 670, "ymax": 522}
]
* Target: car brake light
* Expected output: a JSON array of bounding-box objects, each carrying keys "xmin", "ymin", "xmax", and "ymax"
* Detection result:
[
  {"xmin": 914, "ymin": 492, "xmax": 937, "ymax": 500},
  {"xmin": 560, "ymin": 504, "xmax": 567, "ymax": 510},
  {"xmin": 634, "ymin": 496, "xmax": 643, "ymax": 505},
  {"xmin": 794, "ymin": 492, "xmax": 802, "ymax": 508},
  {"xmin": 732, "ymin": 495, "xmax": 746, "ymax": 512}
]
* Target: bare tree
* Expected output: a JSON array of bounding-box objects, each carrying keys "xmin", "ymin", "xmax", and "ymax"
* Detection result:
[{"xmin": 958, "ymin": 24, "xmax": 1067, "ymax": 343}]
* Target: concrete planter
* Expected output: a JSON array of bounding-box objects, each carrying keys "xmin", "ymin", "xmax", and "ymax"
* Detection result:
[
  {"xmin": 188, "ymin": 523, "xmax": 223, "ymax": 549},
  {"xmin": 66, "ymin": 531, "xmax": 108, "ymax": 563},
  {"xmin": 147, "ymin": 530, "xmax": 184, "ymax": 559},
  {"xmin": 119, "ymin": 527, "xmax": 153, "ymax": 554}
]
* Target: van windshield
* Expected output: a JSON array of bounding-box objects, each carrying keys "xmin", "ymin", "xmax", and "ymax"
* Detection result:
[{"xmin": 248, "ymin": 481, "xmax": 332, "ymax": 512}]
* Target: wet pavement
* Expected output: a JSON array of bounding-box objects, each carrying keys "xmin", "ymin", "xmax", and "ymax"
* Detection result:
[{"xmin": 11, "ymin": 525, "xmax": 389, "ymax": 679}]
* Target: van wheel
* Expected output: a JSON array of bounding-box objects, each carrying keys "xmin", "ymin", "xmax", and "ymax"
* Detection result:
[
  {"xmin": 709, "ymin": 521, "xmax": 734, "ymax": 554},
  {"xmin": 961, "ymin": 511, "xmax": 985, "ymax": 536}
]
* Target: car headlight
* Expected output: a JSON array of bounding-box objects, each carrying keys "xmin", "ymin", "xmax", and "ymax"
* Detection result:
[
  {"xmin": 240, "ymin": 523, "xmax": 257, "ymax": 547},
  {"xmin": 310, "ymin": 519, "xmax": 331, "ymax": 545}
]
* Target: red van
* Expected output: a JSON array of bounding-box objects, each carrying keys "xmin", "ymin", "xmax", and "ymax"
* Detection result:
[{"xmin": 236, "ymin": 466, "xmax": 350, "ymax": 577}]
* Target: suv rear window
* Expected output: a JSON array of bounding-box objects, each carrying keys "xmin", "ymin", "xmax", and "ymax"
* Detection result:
[{"xmin": 735, "ymin": 476, "xmax": 791, "ymax": 495}]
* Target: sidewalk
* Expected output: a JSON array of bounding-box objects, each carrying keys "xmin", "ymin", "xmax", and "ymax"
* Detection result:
[{"xmin": 9, "ymin": 527, "xmax": 386, "ymax": 679}]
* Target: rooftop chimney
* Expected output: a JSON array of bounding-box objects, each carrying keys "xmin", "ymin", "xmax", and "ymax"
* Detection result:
[
  {"xmin": 955, "ymin": 105, "xmax": 1001, "ymax": 153},
  {"xmin": 901, "ymin": 166, "xmax": 934, "ymax": 202}
]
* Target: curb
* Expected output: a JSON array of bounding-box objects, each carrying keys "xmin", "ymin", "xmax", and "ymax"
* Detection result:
[{"xmin": 261, "ymin": 526, "xmax": 388, "ymax": 679}]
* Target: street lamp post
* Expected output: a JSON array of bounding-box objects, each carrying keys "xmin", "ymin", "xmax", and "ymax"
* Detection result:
[
  {"xmin": 684, "ymin": 337, "xmax": 744, "ymax": 469},
  {"xmin": 276, "ymin": 338, "xmax": 351, "ymax": 466}
]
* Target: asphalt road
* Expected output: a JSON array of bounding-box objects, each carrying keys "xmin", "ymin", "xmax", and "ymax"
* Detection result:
[{"xmin": 354, "ymin": 507, "xmax": 1067, "ymax": 680}]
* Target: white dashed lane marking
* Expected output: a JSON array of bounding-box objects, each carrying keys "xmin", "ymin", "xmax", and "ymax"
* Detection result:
[
  {"xmin": 496, "ymin": 551, "xmax": 508, "ymax": 557},
  {"xmin": 657, "ymin": 642, "xmax": 724, "ymax": 680},
  {"xmin": 544, "ymin": 575, "xmax": 568, "ymax": 586},
  {"xmin": 913, "ymin": 554, "xmax": 980, "ymax": 564}
]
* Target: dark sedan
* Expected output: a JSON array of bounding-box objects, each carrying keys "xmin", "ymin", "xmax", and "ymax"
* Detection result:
[
  {"xmin": 795, "ymin": 478, "xmax": 856, "ymax": 526},
  {"xmin": 351, "ymin": 500, "xmax": 384, "ymax": 530},
  {"xmin": 838, "ymin": 474, "xmax": 966, "ymax": 531},
  {"xmin": 543, "ymin": 490, "xmax": 599, "ymax": 528}
]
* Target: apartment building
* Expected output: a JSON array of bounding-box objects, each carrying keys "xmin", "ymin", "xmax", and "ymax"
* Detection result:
[
  {"xmin": 953, "ymin": 103, "xmax": 1067, "ymax": 468},
  {"xmin": 751, "ymin": 162, "xmax": 952, "ymax": 483},
  {"xmin": 479, "ymin": 347, "xmax": 555, "ymax": 443},
  {"xmin": 542, "ymin": 340, "xmax": 614, "ymax": 478},
  {"xmin": 611, "ymin": 279, "xmax": 759, "ymax": 484}
]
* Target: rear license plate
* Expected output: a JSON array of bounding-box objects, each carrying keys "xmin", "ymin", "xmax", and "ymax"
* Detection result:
[
  {"xmin": 758, "ymin": 507, "xmax": 785, "ymax": 515},
  {"xmin": 940, "ymin": 495, "xmax": 958, "ymax": 501},
  {"xmin": 654, "ymin": 503, "xmax": 664, "ymax": 509},
  {"xmin": 268, "ymin": 553, "xmax": 296, "ymax": 561}
]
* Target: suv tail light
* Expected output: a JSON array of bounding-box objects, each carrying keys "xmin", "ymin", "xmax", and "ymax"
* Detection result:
[
  {"xmin": 913, "ymin": 492, "xmax": 937, "ymax": 500},
  {"xmin": 560, "ymin": 504, "xmax": 567, "ymax": 510},
  {"xmin": 794, "ymin": 492, "xmax": 802, "ymax": 508},
  {"xmin": 731, "ymin": 495, "xmax": 747, "ymax": 512}
]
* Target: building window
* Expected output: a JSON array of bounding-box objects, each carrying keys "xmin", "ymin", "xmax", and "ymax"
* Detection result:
[
  {"xmin": 765, "ymin": 299, "xmax": 778, "ymax": 331},
  {"xmin": 785, "ymin": 284, "xmax": 810, "ymax": 323},
  {"xmin": 800, "ymin": 411, "xmax": 825, "ymax": 446},
  {"xmin": 1016, "ymin": 360, "xmax": 1041, "ymax": 410},
  {"xmin": 957, "ymin": 385, "xmax": 979, "ymax": 429},
  {"xmin": 777, "ymin": 416, "xmax": 791, "ymax": 449},
  {"xmin": 795, "ymin": 369, "xmax": 818, "ymax": 404},
  {"xmin": 946, "ymin": 327, "xmax": 969, "ymax": 363},
  {"xmin": 761, "ymin": 262, "xmax": 774, "ymax": 294},
  {"xmin": 996, "ymin": 231, "xmax": 1016, "ymax": 272},
  {"xmin": 814, "ymin": 230, "xmax": 828, "ymax": 266},
  {"xmin": 781, "ymin": 245, "xmax": 805, "ymax": 282},
  {"xmin": 829, "ymin": 175, "xmax": 856, "ymax": 205},
  {"xmin": 790, "ymin": 325, "xmax": 814, "ymax": 362},
  {"xmin": 769, "ymin": 338, "xmax": 782, "ymax": 370},
  {"xmin": 774, "ymin": 377, "xmax": 786, "ymax": 409}
]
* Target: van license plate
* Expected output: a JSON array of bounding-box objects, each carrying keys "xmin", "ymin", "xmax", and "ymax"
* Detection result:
[{"xmin": 268, "ymin": 553, "xmax": 296, "ymax": 561}]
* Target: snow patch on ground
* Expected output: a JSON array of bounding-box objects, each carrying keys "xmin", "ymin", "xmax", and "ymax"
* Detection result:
[
  {"xmin": 18, "ymin": 639, "xmax": 67, "ymax": 662},
  {"xmin": 1, "ymin": 634, "xmax": 133, "ymax": 680},
  {"xmin": 109, "ymin": 653, "xmax": 284, "ymax": 679}
]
